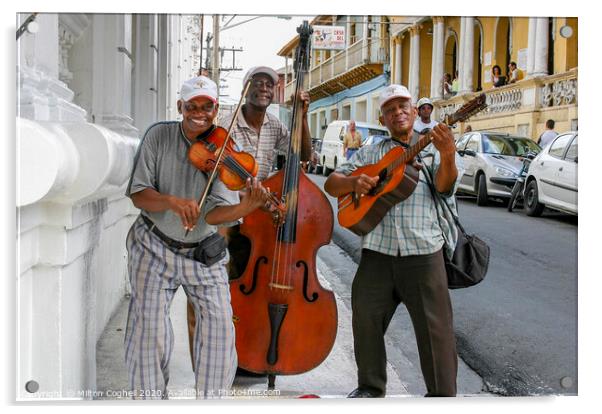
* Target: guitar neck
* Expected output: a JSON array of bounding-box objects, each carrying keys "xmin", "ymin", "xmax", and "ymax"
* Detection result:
[{"xmin": 389, "ymin": 131, "xmax": 435, "ymax": 171}]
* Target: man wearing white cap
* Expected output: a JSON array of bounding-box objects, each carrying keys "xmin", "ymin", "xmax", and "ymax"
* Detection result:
[
  {"xmin": 124, "ymin": 75, "xmax": 269, "ymax": 399},
  {"xmin": 325, "ymin": 84, "xmax": 462, "ymax": 398},
  {"xmin": 413, "ymin": 97, "xmax": 439, "ymax": 134},
  {"xmin": 215, "ymin": 66, "xmax": 311, "ymax": 278}
]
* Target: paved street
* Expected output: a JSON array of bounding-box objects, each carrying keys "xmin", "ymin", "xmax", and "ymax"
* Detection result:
[
  {"xmin": 308, "ymin": 173, "xmax": 578, "ymax": 396},
  {"xmin": 96, "ymin": 172, "xmax": 576, "ymax": 399}
]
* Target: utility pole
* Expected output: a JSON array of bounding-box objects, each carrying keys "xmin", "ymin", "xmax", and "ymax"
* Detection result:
[
  {"xmin": 212, "ymin": 14, "xmax": 220, "ymax": 87},
  {"xmin": 198, "ymin": 14, "xmax": 204, "ymax": 75}
]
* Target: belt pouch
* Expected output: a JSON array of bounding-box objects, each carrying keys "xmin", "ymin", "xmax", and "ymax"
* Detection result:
[{"xmin": 193, "ymin": 232, "xmax": 227, "ymax": 266}]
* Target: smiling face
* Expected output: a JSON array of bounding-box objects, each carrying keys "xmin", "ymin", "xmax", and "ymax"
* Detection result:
[
  {"xmin": 379, "ymin": 97, "xmax": 416, "ymax": 139},
  {"xmin": 177, "ymin": 96, "xmax": 218, "ymax": 139},
  {"xmin": 245, "ymin": 73, "xmax": 275, "ymax": 110}
]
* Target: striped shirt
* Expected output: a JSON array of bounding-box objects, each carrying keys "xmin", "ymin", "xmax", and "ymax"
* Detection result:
[
  {"xmin": 336, "ymin": 136, "xmax": 464, "ymax": 258},
  {"xmin": 219, "ymin": 109, "xmax": 289, "ymax": 181}
]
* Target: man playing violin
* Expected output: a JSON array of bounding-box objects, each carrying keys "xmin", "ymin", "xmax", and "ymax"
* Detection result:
[
  {"xmin": 124, "ymin": 75, "xmax": 270, "ymax": 399},
  {"xmin": 324, "ymin": 85, "xmax": 463, "ymax": 397}
]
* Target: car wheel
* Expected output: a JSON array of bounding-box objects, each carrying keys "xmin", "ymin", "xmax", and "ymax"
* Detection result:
[
  {"xmin": 525, "ymin": 180, "xmax": 545, "ymax": 217},
  {"xmin": 476, "ymin": 173, "xmax": 488, "ymax": 206}
]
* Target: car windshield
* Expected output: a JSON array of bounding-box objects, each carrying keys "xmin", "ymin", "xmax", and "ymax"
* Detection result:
[
  {"xmin": 482, "ymin": 135, "xmax": 541, "ymax": 156},
  {"xmin": 356, "ymin": 126, "xmax": 389, "ymax": 140}
]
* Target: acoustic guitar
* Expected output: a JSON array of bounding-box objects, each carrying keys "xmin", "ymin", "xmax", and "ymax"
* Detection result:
[{"xmin": 337, "ymin": 94, "xmax": 487, "ymax": 236}]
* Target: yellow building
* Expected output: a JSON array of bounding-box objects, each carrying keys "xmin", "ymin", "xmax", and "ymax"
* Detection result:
[
  {"xmin": 389, "ymin": 16, "xmax": 578, "ymax": 138},
  {"xmin": 279, "ymin": 16, "xmax": 578, "ymax": 140}
]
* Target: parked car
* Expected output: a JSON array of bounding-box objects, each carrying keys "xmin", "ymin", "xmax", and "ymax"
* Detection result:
[
  {"xmin": 455, "ymin": 131, "xmax": 542, "ymax": 205},
  {"xmin": 318, "ymin": 120, "xmax": 389, "ymax": 176},
  {"xmin": 524, "ymin": 131, "xmax": 578, "ymax": 216}
]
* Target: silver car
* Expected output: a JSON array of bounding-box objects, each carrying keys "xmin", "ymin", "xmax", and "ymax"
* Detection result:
[{"xmin": 455, "ymin": 131, "xmax": 542, "ymax": 206}]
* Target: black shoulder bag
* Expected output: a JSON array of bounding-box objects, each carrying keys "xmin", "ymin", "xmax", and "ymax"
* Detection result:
[{"xmin": 421, "ymin": 157, "xmax": 490, "ymax": 289}]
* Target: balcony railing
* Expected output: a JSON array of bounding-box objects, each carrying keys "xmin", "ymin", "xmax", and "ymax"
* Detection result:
[
  {"xmin": 285, "ymin": 37, "xmax": 389, "ymax": 101},
  {"xmin": 435, "ymin": 69, "xmax": 578, "ymax": 123}
]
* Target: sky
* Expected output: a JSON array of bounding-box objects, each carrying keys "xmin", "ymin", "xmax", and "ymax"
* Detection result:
[{"xmin": 202, "ymin": 14, "xmax": 313, "ymax": 104}]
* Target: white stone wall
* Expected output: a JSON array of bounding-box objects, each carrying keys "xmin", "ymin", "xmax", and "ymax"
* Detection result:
[{"xmin": 17, "ymin": 12, "xmax": 200, "ymax": 400}]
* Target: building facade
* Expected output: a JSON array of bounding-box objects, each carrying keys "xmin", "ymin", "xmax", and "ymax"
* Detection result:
[
  {"xmin": 279, "ymin": 15, "xmax": 577, "ymax": 141},
  {"xmin": 389, "ymin": 16, "xmax": 578, "ymax": 138},
  {"xmin": 17, "ymin": 13, "xmax": 200, "ymax": 399}
]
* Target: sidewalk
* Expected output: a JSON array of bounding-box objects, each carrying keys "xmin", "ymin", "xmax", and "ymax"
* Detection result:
[{"xmin": 95, "ymin": 259, "xmax": 406, "ymax": 400}]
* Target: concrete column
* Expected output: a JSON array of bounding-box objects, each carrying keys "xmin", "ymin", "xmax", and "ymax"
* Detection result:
[
  {"xmin": 431, "ymin": 17, "xmax": 446, "ymax": 99},
  {"xmin": 458, "ymin": 17, "xmax": 466, "ymax": 92},
  {"xmin": 395, "ymin": 36, "xmax": 402, "ymax": 84},
  {"xmin": 362, "ymin": 16, "xmax": 370, "ymax": 61},
  {"xmin": 408, "ymin": 25, "xmax": 421, "ymax": 102},
  {"xmin": 460, "ymin": 16, "xmax": 474, "ymax": 94},
  {"xmin": 526, "ymin": 17, "xmax": 537, "ymax": 77},
  {"xmin": 532, "ymin": 17, "xmax": 549, "ymax": 77},
  {"xmin": 92, "ymin": 14, "xmax": 138, "ymax": 136},
  {"xmin": 131, "ymin": 14, "xmax": 159, "ymax": 134}
]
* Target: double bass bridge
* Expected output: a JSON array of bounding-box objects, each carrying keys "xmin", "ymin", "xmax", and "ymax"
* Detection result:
[{"xmin": 268, "ymin": 282, "xmax": 293, "ymax": 291}]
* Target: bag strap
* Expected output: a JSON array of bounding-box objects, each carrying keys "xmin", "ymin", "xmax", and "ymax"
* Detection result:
[{"xmin": 418, "ymin": 152, "xmax": 467, "ymax": 236}]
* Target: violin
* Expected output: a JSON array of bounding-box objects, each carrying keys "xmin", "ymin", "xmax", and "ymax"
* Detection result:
[
  {"xmin": 185, "ymin": 83, "xmax": 285, "ymax": 231},
  {"xmin": 188, "ymin": 124, "xmax": 258, "ymax": 191}
]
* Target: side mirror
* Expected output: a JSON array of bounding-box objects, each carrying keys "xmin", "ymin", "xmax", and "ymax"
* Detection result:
[
  {"xmin": 464, "ymin": 149, "xmax": 477, "ymax": 157},
  {"xmin": 574, "ymin": 156, "xmax": 578, "ymax": 164},
  {"xmin": 457, "ymin": 149, "xmax": 465, "ymax": 156}
]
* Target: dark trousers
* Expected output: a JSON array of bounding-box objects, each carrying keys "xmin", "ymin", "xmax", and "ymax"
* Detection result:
[{"xmin": 352, "ymin": 248, "xmax": 457, "ymax": 397}]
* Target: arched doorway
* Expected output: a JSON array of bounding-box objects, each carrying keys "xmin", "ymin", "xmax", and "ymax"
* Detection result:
[
  {"xmin": 495, "ymin": 17, "xmax": 512, "ymax": 77},
  {"xmin": 445, "ymin": 30, "xmax": 458, "ymax": 82}
]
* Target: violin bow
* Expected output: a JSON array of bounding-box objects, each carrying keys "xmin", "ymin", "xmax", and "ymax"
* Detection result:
[{"xmin": 184, "ymin": 79, "xmax": 252, "ymax": 237}]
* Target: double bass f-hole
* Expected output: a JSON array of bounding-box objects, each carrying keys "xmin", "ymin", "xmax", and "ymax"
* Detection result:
[
  {"xmin": 297, "ymin": 260, "xmax": 318, "ymax": 302},
  {"xmin": 240, "ymin": 256, "xmax": 267, "ymax": 295}
]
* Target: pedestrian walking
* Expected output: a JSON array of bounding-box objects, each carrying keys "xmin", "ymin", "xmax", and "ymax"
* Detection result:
[{"xmin": 343, "ymin": 120, "xmax": 363, "ymax": 159}]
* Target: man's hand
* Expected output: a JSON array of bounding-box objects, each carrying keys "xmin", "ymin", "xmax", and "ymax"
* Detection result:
[
  {"xmin": 353, "ymin": 174, "xmax": 379, "ymax": 196},
  {"xmin": 167, "ymin": 196, "xmax": 200, "ymax": 231},
  {"xmin": 295, "ymin": 90, "xmax": 310, "ymax": 115},
  {"xmin": 239, "ymin": 178, "xmax": 270, "ymax": 215},
  {"xmin": 430, "ymin": 123, "xmax": 456, "ymax": 158}
]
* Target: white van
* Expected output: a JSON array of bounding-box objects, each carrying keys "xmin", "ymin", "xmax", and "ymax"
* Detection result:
[{"xmin": 318, "ymin": 121, "xmax": 390, "ymax": 175}]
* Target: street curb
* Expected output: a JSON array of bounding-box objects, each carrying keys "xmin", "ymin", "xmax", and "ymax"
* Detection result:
[{"xmin": 331, "ymin": 224, "xmax": 361, "ymax": 264}]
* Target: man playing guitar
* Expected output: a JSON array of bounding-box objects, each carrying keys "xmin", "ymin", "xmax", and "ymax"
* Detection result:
[{"xmin": 324, "ymin": 84, "xmax": 462, "ymax": 397}]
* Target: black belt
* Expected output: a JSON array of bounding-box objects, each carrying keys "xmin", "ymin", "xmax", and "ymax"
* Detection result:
[{"xmin": 141, "ymin": 215, "xmax": 203, "ymax": 249}]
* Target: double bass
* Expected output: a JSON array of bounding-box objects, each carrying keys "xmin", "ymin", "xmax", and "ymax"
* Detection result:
[{"xmin": 229, "ymin": 21, "xmax": 337, "ymax": 388}]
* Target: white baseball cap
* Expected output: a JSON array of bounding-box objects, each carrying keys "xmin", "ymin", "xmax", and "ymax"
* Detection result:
[
  {"xmin": 243, "ymin": 66, "xmax": 279, "ymax": 86},
  {"xmin": 378, "ymin": 84, "xmax": 412, "ymax": 109},
  {"xmin": 180, "ymin": 76, "xmax": 218, "ymax": 103},
  {"xmin": 417, "ymin": 97, "xmax": 434, "ymax": 109}
]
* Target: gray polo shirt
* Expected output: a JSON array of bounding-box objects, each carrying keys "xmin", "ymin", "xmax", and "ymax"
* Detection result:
[{"xmin": 126, "ymin": 121, "xmax": 240, "ymax": 243}]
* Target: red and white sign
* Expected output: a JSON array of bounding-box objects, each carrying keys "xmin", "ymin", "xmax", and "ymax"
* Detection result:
[{"xmin": 312, "ymin": 26, "xmax": 346, "ymax": 50}]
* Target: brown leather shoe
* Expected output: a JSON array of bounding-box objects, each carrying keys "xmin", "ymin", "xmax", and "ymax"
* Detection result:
[{"xmin": 347, "ymin": 387, "xmax": 384, "ymax": 398}]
